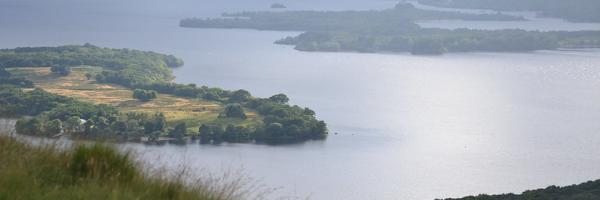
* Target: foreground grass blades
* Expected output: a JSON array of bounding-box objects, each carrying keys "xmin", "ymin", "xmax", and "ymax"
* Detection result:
[{"xmin": 0, "ymin": 136, "xmax": 261, "ymax": 200}]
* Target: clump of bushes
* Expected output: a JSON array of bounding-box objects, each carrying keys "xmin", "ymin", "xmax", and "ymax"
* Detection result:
[
  {"xmin": 133, "ymin": 89, "xmax": 157, "ymax": 101},
  {"xmin": 50, "ymin": 65, "xmax": 71, "ymax": 76},
  {"xmin": 222, "ymin": 103, "xmax": 247, "ymax": 119}
]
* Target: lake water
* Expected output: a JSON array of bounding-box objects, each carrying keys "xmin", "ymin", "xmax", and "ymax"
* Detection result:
[{"xmin": 2, "ymin": 0, "xmax": 600, "ymax": 199}]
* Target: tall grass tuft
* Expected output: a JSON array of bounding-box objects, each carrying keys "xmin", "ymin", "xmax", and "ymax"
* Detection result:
[
  {"xmin": 69, "ymin": 143, "xmax": 137, "ymax": 183},
  {"xmin": 0, "ymin": 135, "xmax": 267, "ymax": 200}
]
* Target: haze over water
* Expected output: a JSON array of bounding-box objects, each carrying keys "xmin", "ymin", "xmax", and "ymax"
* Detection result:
[{"xmin": 1, "ymin": 0, "xmax": 600, "ymax": 199}]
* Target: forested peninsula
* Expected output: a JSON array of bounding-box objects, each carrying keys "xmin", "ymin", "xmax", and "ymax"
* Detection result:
[
  {"xmin": 417, "ymin": 0, "xmax": 600, "ymax": 22},
  {"xmin": 0, "ymin": 44, "xmax": 328, "ymax": 145},
  {"xmin": 180, "ymin": 3, "xmax": 600, "ymax": 55}
]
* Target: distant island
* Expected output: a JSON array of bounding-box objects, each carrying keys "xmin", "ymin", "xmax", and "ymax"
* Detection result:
[
  {"xmin": 180, "ymin": 2, "xmax": 600, "ymax": 55},
  {"xmin": 0, "ymin": 44, "xmax": 328, "ymax": 145},
  {"xmin": 440, "ymin": 179, "xmax": 600, "ymax": 200},
  {"xmin": 417, "ymin": 0, "xmax": 600, "ymax": 22},
  {"xmin": 271, "ymin": 3, "xmax": 286, "ymax": 9}
]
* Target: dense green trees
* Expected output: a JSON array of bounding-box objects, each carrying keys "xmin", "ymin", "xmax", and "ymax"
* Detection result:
[
  {"xmin": 0, "ymin": 67, "xmax": 34, "ymax": 87},
  {"xmin": 229, "ymin": 89, "xmax": 252, "ymax": 103},
  {"xmin": 247, "ymin": 97, "xmax": 328, "ymax": 143},
  {"xmin": 443, "ymin": 179, "xmax": 600, "ymax": 200},
  {"xmin": 5, "ymin": 86, "xmax": 327, "ymax": 144},
  {"xmin": 64, "ymin": 116, "xmax": 83, "ymax": 134},
  {"xmin": 0, "ymin": 86, "xmax": 73, "ymax": 117},
  {"xmin": 0, "ymin": 77, "xmax": 34, "ymax": 88},
  {"xmin": 0, "ymin": 44, "xmax": 181, "ymax": 85},
  {"xmin": 223, "ymin": 103, "xmax": 247, "ymax": 119},
  {"xmin": 197, "ymin": 124, "xmax": 252, "ymax": 144},
  {"xmin": 15, "ymin": 118, "xmax": 43, "ymax": 135},
  {"xmin": 44, "ymin": 119, "xmax": 63, "ymax": 136},
  {"xmin": 15, "ymin": 100, "xmax": 171, "ymax": 141},
  {"xmin": 0, "ymin": 67, "xmax": 11, "ymax": 77},
  {"xmin": 181, "ymin": 2, "xmax": 600, "ymax": 55},
  {"xmin": 268, "ymin": 93, "xmax": 289, "ymax": 104},
  {"xmin": 50, "ymin": 66, "xmax": 71, "ymax": 76},
  {"xmin": 411, "ymin": 38, "xmax": 447, "ymax": 55},
  {"xmin": 418, "ymin": 0, "xmax": 600, "ymax": 22},
  {"xmin": 277, "ymin": 25, "xmax": 593, "ymax": 55},
  {"xmin": 132, "ymin": 89, "xmax": 157, "ymax": 101},
  {"xmin": 1, "ymin": 45, "xmax": 328, "ymax": 145},
  {"xmin": 170, "ymin": 122, "xmax": 187, "ymax": 142},
  {"xmin": 181, "ymin": 3, "xmax": 519, "ymax": 32}
]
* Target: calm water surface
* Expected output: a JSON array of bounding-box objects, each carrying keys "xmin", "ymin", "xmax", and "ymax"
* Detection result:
[{"xmin": 1, "ymin": 0, "xmax": 600, "ymax": 199}]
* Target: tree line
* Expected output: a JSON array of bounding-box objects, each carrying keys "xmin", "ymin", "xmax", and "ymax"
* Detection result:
[
  {"xmin": 180, "ymin": 2, "xmax": 600, "ymax": 55},
  {"xmin": 441, "ymin": 179, "xmax": 600, "ymax": 200},
  {"xmin": 0, "ymin": 67, "xmax": 34, "ymax": 88},
  {"xmin": 418, "ymin": 0, "xmax": 600, "ymax": 22}
]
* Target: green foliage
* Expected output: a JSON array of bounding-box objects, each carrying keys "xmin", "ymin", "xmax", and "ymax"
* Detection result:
[
  {"xmin": 50, "ymin": 65, "xmax": 72, "ymax": 76},
  {"xmin": 133, "ymin": 89, "xmax": 157, "ymax": 101},
  {"xmin": 268, "ymin": 93, "xmax": 289, "ymax": 104},
  {"xmin": 2, "ymin": 65, "xmax": 32, "ymax": 87},
  {"xmin": 44, "ymin": 119, "xmax": 63, "ymax": 136},
  {"xmin": 181, "ymin": 2, "xmax": 600, "ymax": 54},
  {"xmin": 248, "ymin": 98, "xmax": 328, "ymax": 143},
  {"xmin": 85, "ymin": 72, "xmax": 93, "ymax": 80},
  {"xmin": 0, "ymin": 86, "xmax": 73, "ymax": 117},
  {"xmin": 181, "ymin": 3, "xmax": 519, "ymax": 32},
  {"xmin": 96, "ymin": 72, "xmax": 233, "ymax": 102},
  {"xmin": 65, "ymin": 116, "xmax": 83, "ymax": 134},
  {"xmin": 229, "ymin": 89, "xmax": 252, "ymax": 103},
  {"xmin": 170, "ymin": 122, "xmax": 187, "ymax": 142},
  {"xmin": 15, "ymin": 118, "xmax": 43, "ymax": 136},
  {"xmin": 223, "ymin": 124, "xmax": 251, "ymax": 143},
  {"xmin": 143, "ymin": 113, "xmax": 167, "ymax": 137},
  {"xmin": 0, "ymin": 44, "xmax": 181, "ymax": 85},
  {"xmin": 198, "ymin": 124, "xmax": 212, "ymax": 144},
  {"xmin": 222, "ymin": 103, "xmax": 247, "ymax": 119},
  {"xmin": 198, "ymin": 95, "xmax": 328, "ymax": 144},
  {"xmin": 419, "ymin": 0, "xmax": 600, "ymax": 22},
  {"xmin": 1, "ymin": 45, "xmax": 328, "ymax": 145},
  {"xmin": 442, "ymin": 180, "xmax": 600, "ymax": 200},
  {"xmin": 46, "ymin": 102, "xmax": 119, "ymax": 121},
  {"xmin": 0, "ymin": 67, "xmax": 11, "ymax": 77},
  {"xmin": 69, "ymin": 143, "xmax": 136, "ymax": 183},
  {"xmin": 411, "ymin": 38, "xmax": 447, "ymax": 55},
  {"xmin": 0, "ymin": 77, "xmax": 34, "ymax": 87}
]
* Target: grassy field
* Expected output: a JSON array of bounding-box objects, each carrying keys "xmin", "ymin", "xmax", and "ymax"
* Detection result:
[{"xmin": 8, "ymin": 67, "xmax": 262, "ymax": 132}]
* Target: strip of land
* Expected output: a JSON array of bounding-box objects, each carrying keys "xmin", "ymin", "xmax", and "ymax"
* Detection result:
[{"xmin": 9, "ymin": 67, "xmax": 261, "ymax": 131}]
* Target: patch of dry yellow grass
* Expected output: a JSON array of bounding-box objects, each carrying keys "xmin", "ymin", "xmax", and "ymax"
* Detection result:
[{"xmin": 10, "ymin": 67, "xmax": 262, "ymax": 128}]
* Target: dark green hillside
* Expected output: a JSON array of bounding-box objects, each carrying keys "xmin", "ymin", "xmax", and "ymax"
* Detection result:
[{"xmin": 442, "ymin": 180, "xmax": 600, "ymax": 200}]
